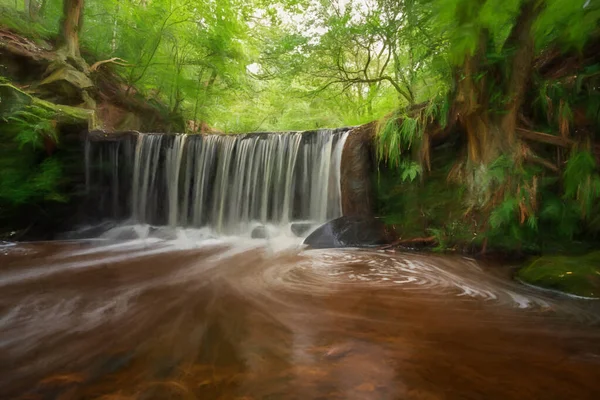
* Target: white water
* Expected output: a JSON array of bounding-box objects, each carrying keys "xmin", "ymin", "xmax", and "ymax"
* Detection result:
[{"xmin": 87, "ymin": 129, "xmax": 350, "ymax": 234}]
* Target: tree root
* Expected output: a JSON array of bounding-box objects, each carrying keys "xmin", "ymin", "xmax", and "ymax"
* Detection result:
[
  {"xmin": 379, "ymin": 236, "xmax": 437, "ymax": 250},
  {"xmin": 90, "ymin": 57, "xmax": 130, "ymax": 72}
]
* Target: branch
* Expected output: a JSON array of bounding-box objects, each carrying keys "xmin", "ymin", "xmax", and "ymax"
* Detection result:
[
  {"xmin": 379, "ymin": 236, "xmax": 436, "ymax": 250},
  {"xmin": 90, "ymin": 57, "xmax": 130, "ymax": 71},
  {"xmin": 516, "ymin": 128, "xmax": 572, "ymax": 147}
]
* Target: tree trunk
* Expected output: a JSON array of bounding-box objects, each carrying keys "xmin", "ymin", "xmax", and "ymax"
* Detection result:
[
  {"xmin": 500, "ymin": 1, "xmax": 539, "ymax": 146},
  {"xmin": 451, "ymin": 1, "xmax": 538, "ymax": 166},
  {"xmin": 453, "ymin": 30, "xmax": 497, "ymax": 164},
  {"xmin": 58, "ymin": 0, "xmax": 84, "ymax": 62}
]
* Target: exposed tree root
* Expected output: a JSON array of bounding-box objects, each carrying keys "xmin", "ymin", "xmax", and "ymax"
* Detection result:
[
  {"xmin": 0, "ymin": 28, "xmax": 175, "ymax": 132},
  {"xmin": 90, "ymin": 57, "xmax": 130, "ymax": 72},
  {"xmin": 379, "ymin": 236, "xmax": 437, "ymax": 250}
]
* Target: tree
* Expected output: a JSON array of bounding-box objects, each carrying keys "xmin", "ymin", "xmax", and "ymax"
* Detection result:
[{"xmin": 57, "ymin": 0, "xmax": 85, "ymax": 66}]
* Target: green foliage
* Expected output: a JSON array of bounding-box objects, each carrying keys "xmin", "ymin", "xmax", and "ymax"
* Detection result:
[
  {"xmin": 563, "ymin": 149, "xmax": 600, "ymax": 218},
  {"xmin": 535, "ymin": 0, "xmax": 600, "ymax": 51},
  {"xmin": 4, "ymin": 105, "xmax": 58, "ymax": 149},
  {"xmin": 400, "ymin": 161, "xmax": 423, "ymax": 182},
  {"xmin": 0, "ymin": 158, "xmax": 66, "ymax": 205},
  {"xmin": 376, "ymin": 114, "xmax": 424, "ymax": 168},
  {"xmin": 489, "ymin": 197, "xmax": 518, "ymax": 230},
  {"xmin": 0, "ymin": 102, "xmax": 66, "ymax": 208},
  {"xmin": 0, "ymin": 2, "xmax": 56, "ymax": 39},
  {"xmin": 424, "ymin": 95, "xmax": 451, "ymax": 128}
]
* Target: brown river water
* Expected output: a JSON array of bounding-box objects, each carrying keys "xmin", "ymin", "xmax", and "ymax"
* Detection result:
[{"xmin": 1, "ymin": 231, "xmax": 600, "ymax": 400}]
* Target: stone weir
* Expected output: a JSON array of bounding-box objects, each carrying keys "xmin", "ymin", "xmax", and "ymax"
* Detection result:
[{"xmin": 85, "ymin": 126, "xmax": 374, "ymax": 233}]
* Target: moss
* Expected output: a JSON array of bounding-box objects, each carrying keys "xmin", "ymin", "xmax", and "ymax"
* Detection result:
[
  {"xmin": 0, "ymin": 83, "xmax": 96, "ymax": 128},
  {"xmin": 517, "ymin": 253, "xmax": 600, "ymax": 298}
]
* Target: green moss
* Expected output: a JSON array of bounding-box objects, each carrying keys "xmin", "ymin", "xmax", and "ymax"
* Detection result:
[
  {"xmin": 518, "ymin": 253, "xmax": 600, "ymax": 298},
  {"xmin": 0, "ymin": 83, "xmax": 95, "ymax": 127}
]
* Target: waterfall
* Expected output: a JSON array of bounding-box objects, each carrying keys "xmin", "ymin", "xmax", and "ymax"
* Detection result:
[{"xmin": 86, "ymin": 128, "xmax": 350, "ymax": 234}]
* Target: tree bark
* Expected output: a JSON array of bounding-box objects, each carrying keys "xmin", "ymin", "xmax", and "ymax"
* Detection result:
[
  {"xmin": 450, "ymin": 1, "xmax": 539, "ymax": 165},
  {"xmin": 58, "ymin": 0, "xmax": 84, "ymax": 62},
  {"xmin": 500, "ymin": 1, "xmax": 539, "ymax": 146},
  {"xmin": 453, "ymin": 29, "xmax": 496, "ymax": 164}
]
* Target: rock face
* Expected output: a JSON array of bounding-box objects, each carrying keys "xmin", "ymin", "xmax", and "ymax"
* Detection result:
[
  {"xmin": 340, "ymin": 122, "xmax": 377, "ymax": 217},
  {"xmin": 303, "ymin": 216, "xmax": 394, "ymax": 249}
]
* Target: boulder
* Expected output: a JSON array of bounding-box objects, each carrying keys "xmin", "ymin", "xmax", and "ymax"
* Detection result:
[
  {"xmin": 148, "ymin": 226, "xmax": 178, "ymax": 240},
  {"xmin": 303, "ymin": 216, "xmax": 394, "ymax": 249},
  {"xmin": 251, "ymin": 225, "xmax": 268, "ymax": 239},
  {"xmin": 290, "ymin": 222, "xmax": 314, "ymax": 237}
]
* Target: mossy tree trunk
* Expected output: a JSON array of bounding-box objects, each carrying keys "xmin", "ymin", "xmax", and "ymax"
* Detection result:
[{"xmin": 57, "ymin": 0, "xmax": 86, "ymax": 70}]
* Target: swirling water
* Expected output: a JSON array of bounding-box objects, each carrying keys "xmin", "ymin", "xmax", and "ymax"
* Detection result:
[{"xmin": 1, "ymin": 229, "xmax": 600, "ymax": 399}]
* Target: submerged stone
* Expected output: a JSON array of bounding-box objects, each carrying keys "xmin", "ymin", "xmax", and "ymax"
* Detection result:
[
  {"xmin": 517, "ymin": 253, "xmax": 600, "ymax": 298},
  {"xmin": 303, "ymin": 215, "xmax": 394, "ymax": 249}
]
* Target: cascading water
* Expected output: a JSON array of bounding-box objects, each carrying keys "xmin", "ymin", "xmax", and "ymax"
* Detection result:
[{"xmin": 85, "ymin": 128, "xmax": 350, "ymax": 234}]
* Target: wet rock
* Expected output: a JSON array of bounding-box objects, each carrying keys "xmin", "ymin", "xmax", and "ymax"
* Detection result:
[
  {"xmin": 100, "ymin": 225, "xmax": 141, "ymax": 241},
  {"xmin": 60, "ymin": 221, "xmax": 117, "ymax": 239},
  {"xmin": 303, "ymin": 216, "xmax": 394, "ymax": 249},
  {"xmin": 148, "ymin": 226, "xmax": 178, "ymax": 241},
  {"xmin": 291, "ymin": 222, "xmax": 314, "ymax": 237},
  {"xmin": 251, "ymin": 225, "xmax": 268, "ymax": 239},
  {"xmin": 340, "ymin": 123, "xmax": 376, "ymax": 217}
]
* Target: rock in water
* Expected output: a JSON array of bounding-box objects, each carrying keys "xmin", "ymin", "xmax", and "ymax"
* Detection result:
[
  {"xmin": 251, "ymin": 225, "xmax": 268, "ymax": 239},
  {"xmin": 290, "ymin": 222, "xmax": 314, "ymax": 237},
  {"xmin": 303, "ymin": 216, "xmax": 393, "ymax": 249}
]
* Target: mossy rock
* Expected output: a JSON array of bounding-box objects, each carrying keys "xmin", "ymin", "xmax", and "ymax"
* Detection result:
[
  {"xmin": 0, "ymin": 83, "xmax": 95, "ymax": 128},
  {"xmin": 38, "ymin": 65, "xmax": 94, "ymax": 105},
  {"xmin": 517, "ymin": 253, "xmax": 600, "ymax": 298}
]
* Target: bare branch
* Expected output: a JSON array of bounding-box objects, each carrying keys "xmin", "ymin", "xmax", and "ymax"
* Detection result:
[{"xmin": 90, "ymin": 57, "xmax": 130, "ymax": 71}]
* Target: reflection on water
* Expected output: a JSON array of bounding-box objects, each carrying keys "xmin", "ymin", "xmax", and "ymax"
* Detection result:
[{"xmin": 1, "ymin": 227, "xmax": 600, "ymax": 399}]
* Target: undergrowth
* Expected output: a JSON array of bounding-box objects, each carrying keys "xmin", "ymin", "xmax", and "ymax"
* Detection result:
[{"xmin": 0, "ymin": 103, "xmax": 66, "ymax": 210}]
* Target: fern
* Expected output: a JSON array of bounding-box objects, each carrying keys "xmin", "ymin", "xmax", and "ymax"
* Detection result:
[
  {"xmin": 376, "ymin": 113, "xmax": 424, "ymax": 170},
  {"xmin": 400, "ymin": 161, "xmax": 422, "ymax": 182},
  {"xmin": 0, "ymin": 104, "xmax": 64, "ymax": 207},
  {"xmin": 563, "ymin": 150, "xmax": 600, "ymax": 218},
  {"xmin": 489, "ymin": 197, "xmax": 518, "ymax": 229},
  {"xmin": 3, "ymin": 105, "xmax": 58, "ymax": 149}
]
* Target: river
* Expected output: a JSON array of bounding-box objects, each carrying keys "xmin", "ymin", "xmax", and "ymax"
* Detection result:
[{"xmin": 1, "ymin": 227, "xmax": 600, "ymax": 399}]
